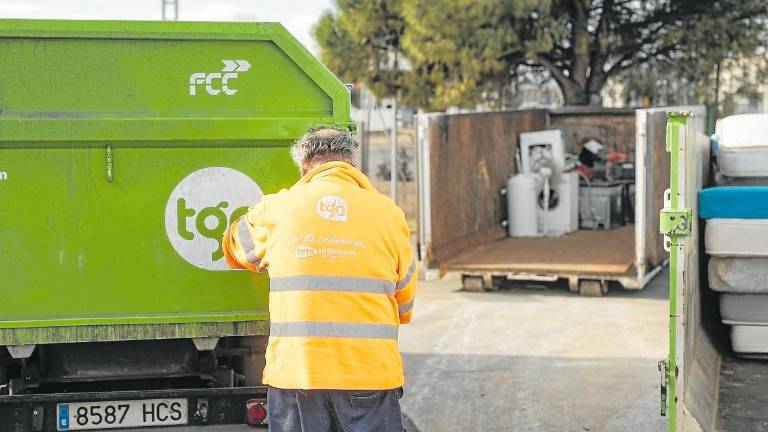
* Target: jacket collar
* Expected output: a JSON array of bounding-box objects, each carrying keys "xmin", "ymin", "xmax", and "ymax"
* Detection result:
[{"xmin": 296, "ymin": 161, "xmax": 377, "ymax": 192}]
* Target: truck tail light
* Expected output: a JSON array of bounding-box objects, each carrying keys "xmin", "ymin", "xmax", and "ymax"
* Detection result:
[{"xmin": 246, "ymin": 399, "xmax": 268, "ymax": 426}]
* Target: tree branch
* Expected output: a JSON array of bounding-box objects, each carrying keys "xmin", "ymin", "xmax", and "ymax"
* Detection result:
[
  {"xmin": 570, "ymin": 0, "xmax": 590, "ymax": 86},
  {"xmin": 607, "ymin": 43, "xmax": 679, "ymax": 76},
  {"xmin": 536, "ymin": 53, "xmax": 572, "ymax": 88},
  {"xmin": 586, "ymin": 0, "xmax": 613, "ymax": 90}
]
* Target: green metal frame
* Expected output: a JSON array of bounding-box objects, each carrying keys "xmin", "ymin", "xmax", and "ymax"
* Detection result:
[{"xmin": 662, "ymin": 112, "xmax": 692, "ymax": 431}]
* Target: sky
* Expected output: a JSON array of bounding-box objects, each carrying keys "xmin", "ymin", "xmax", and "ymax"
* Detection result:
[{"xmin": 0, "ymin": 0, "xmax": 334, "ymax": 54}]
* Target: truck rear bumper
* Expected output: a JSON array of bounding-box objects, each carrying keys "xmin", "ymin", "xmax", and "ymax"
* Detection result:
[{"xmin": 0, "ymin": 386, "xmax": 267, "ymax": 432}]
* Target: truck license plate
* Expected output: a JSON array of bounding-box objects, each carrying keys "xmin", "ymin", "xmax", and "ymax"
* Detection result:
[{"xmin": 56, "ymin": 398, "xmax": 187, "ymax": 430}]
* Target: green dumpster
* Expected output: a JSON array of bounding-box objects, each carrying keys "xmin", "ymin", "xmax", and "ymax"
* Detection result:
[{"xmin": 0, "ymin": 19, "xmax": 353, "ymax": 347}]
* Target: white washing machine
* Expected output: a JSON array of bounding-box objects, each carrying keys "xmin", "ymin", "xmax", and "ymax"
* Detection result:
[
  {"xmin": 535, "ymin": 171, "xmax": 579, "ymax": 235},
  {"xmin": 511, "ymin": 129, "xmax": 578, "ymax": 236}
]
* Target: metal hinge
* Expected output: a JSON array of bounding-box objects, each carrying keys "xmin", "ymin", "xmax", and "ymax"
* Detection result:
[{"xmin": 658, "ymin": 360, "xmax": 668, "ymax": 416}]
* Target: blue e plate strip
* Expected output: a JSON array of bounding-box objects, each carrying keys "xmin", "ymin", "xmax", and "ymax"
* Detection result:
[{"xmin": 58, "ymin": 404, "xmax": 70, "ymax": 430}]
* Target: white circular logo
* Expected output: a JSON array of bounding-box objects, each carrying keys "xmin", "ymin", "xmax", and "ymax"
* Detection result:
[
  {"xmin": 316, "ymin": 195, "xmax": 348, "ymax": 222},
  {"xmin": 165, "ymin": 167, "xmax": 263, "ymax": 270}
]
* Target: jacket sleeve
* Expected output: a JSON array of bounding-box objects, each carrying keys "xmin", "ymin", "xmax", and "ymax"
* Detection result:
[
  {"xmin": 222, "ymin": 202, "xmax": 268, "ymax": 272},
  {"xmin": 394, "ymin": 212, "xmax": 418, "ymax": 324}
]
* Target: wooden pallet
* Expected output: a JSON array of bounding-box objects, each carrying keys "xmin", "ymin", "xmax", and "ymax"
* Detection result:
[{"xmin": 446, "ymin": 226, "xmax": 637, "ymax": 296}]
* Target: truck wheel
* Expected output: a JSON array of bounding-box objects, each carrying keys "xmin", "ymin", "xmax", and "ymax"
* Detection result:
[{"xmin": 579, "ymin": 280, "xmax": 606, "ymax": 297}]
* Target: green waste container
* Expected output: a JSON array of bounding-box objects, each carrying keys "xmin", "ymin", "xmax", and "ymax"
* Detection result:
[{"xmin": 0, "ymin": 19, "xmax": 353, "ymax": 347}]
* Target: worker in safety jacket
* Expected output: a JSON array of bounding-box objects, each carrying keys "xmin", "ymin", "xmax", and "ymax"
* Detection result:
[{"xmin": 222, "ymin": 128, "xmax": 417, "ymax": 432}]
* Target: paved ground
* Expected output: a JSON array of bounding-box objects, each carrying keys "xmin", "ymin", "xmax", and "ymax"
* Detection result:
[
  {"xmin": 398, "ymin": 269, "xmax": 669, "ymax": 432},
  {"xmin": 138, "ymin": 270, "xmax": 668, "ymax": 432},
  {"xmin": 718, "ymin": 355, "xmax": 768, "ymax": 432}
]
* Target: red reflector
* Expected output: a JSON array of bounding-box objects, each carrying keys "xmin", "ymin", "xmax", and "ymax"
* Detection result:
[{"xmin": 246, "ymin": 399, "xmax": 268, "ymax": 425}]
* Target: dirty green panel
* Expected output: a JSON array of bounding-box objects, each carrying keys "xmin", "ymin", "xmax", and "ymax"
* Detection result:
[
  {"xmin": 0, "ymin": 322, "xmax": 269, "ymax": 346},
  {"xmin": 0, "ymin": 38, "xmax": 331, "ymax": 116},
  {"xmin": 0, "ymin": 19, "xmax": 352, "ymax": 344},
  {"xmin": 0, "ymin": 146, "xmax": 295, "ymax": 327},
  {"xmin": 0, "ymin": 19, "xmax": 353, "ymax": 144}
]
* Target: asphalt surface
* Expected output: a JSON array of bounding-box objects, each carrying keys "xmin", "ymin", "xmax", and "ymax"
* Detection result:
[
  {"xmin": 122, "ymin": 269, "xmax": 668, "ymax": 432},
  {"xmin": 398, "ymin": 269, "xmax": 669, "ymax": 432}
]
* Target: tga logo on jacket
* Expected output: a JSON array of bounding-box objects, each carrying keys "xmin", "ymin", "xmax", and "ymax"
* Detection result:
[
  {"xmin": 165, "ymin": 167, "xmax": 263, "ymax": 270},
  {"xmin": 316, "ymin": 195, "xmax": 348, "ymax": 222}
]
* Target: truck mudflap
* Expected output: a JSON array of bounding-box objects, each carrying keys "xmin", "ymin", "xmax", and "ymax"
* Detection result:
[{"xmin": 0, "ymin": 386, "xmax": 267, "ymax": 432}]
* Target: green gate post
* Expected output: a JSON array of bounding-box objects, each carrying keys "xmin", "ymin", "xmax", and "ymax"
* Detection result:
[{"xmin": 660, "ymin": 112, "xmax": 693, "ymax": 432}]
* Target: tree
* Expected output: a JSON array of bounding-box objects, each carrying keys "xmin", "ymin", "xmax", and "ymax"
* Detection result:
[
  {"xmin": 314, "ymin": 1, "xmax": 405, "ymax": 101},
  {"xmin": 399, "ymin": 0, "xmax": 558, "ymax": 109},
  {"xmin": 315, "ymin": 0, "xmax": 768, "ymax": 108},
  {"xmin": 614, "ymin": 6, "xmax": 768, "ymax": 128},
  {"xmin": 616, "ymin": 52, "xmax": 768, "ymax": 132}
]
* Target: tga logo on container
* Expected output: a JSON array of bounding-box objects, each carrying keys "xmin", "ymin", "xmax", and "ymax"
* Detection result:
[
  {"xmin": 165, "ymin": 167, "xmax": 263, "ymax": 270},
  {"xmin": 189, "ymin": 59, "xmax": 251, "ymax": 96}
]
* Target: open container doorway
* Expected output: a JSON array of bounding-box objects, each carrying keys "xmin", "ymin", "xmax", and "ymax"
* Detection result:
[{"xmin": 416, "ymin": 106, "xmax": 705, "ymax": 295}]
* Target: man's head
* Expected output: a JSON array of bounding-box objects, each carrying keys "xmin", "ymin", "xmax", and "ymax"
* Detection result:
[{"xmin": 291, "ymin": 128, "xmax": 359, "ymax": 175}]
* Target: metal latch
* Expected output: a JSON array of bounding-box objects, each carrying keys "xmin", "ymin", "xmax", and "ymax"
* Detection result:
[
  {"xmin": 660, "ymin": 189, "xmax": 692, "ymax": 252},
  {"xmin": 660, "ymin": 208, "xmax": 692, "ymax": 238},
  {"xmin": 106, "ymin": 145, "xmax": 113, "ymax": 183},
  {"xmin": 658, "ymin": 360, "xmax": 668, "ymax": 417}
]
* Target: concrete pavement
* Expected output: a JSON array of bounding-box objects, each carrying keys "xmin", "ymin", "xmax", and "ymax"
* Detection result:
[
  {"xmin": 399, "ymin": 269, "xmax": 669, "ymax": 432},
  {"xmin": 133, "ymin": 270, "xmax": 668, "ymax": 432}
]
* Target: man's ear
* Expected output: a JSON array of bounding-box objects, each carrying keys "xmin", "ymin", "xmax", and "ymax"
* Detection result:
[{"xmin": 300, "ymin": 161, "xmax": 317, "ymax": 176}]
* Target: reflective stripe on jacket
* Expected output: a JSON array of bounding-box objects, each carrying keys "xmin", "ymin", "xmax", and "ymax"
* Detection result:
[{"xmin": 222, "ymin": 161, "xmax": 417, "ymax": 390}]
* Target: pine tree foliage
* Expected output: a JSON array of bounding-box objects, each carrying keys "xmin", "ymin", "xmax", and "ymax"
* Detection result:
[{"xmin": 314, "ymin": 0, "xmax": 768, "ymax": 109}]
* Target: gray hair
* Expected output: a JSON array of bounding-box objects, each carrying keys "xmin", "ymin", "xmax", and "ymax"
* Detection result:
[{"xmin": 291, "ymin": 128, "xmax": 359, "ymax": 168}]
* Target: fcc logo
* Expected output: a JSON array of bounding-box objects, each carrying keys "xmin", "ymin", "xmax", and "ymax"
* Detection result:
[{"xmin": 189, "ymin": 60, "xmax": 251, "ymax": 96}]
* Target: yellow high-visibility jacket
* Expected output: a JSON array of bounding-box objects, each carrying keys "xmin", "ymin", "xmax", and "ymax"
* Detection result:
[{"xmin": 222, "ymin": 161, "xmax": 417, "ymax": 390}]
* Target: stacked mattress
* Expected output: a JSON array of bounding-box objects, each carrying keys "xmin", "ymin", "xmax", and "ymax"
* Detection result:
[
  {"xmin": 702, "ymin": 114, "xmax": 768, "ymax": 356},
  {"xmin": 714, "ymin": 114, "xmax": 768, "ymax": 179}
]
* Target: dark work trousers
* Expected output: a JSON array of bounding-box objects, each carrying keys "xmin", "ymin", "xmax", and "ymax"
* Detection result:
[{"xmin": 267, "ymin": 386, "xmax": 404, "ymax": 432}]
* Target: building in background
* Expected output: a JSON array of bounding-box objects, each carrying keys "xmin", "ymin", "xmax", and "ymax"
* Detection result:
[
  {"xmin": 602, "ymin": 55, "xmax": 768, "ymax": 115},
  {"xmin": 349, "ymin": 84, "xmax": 418, "ymax": 226},
  {"xmin": 509, "ymin": 76, "xmax": 563, "ymax": 109}
]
